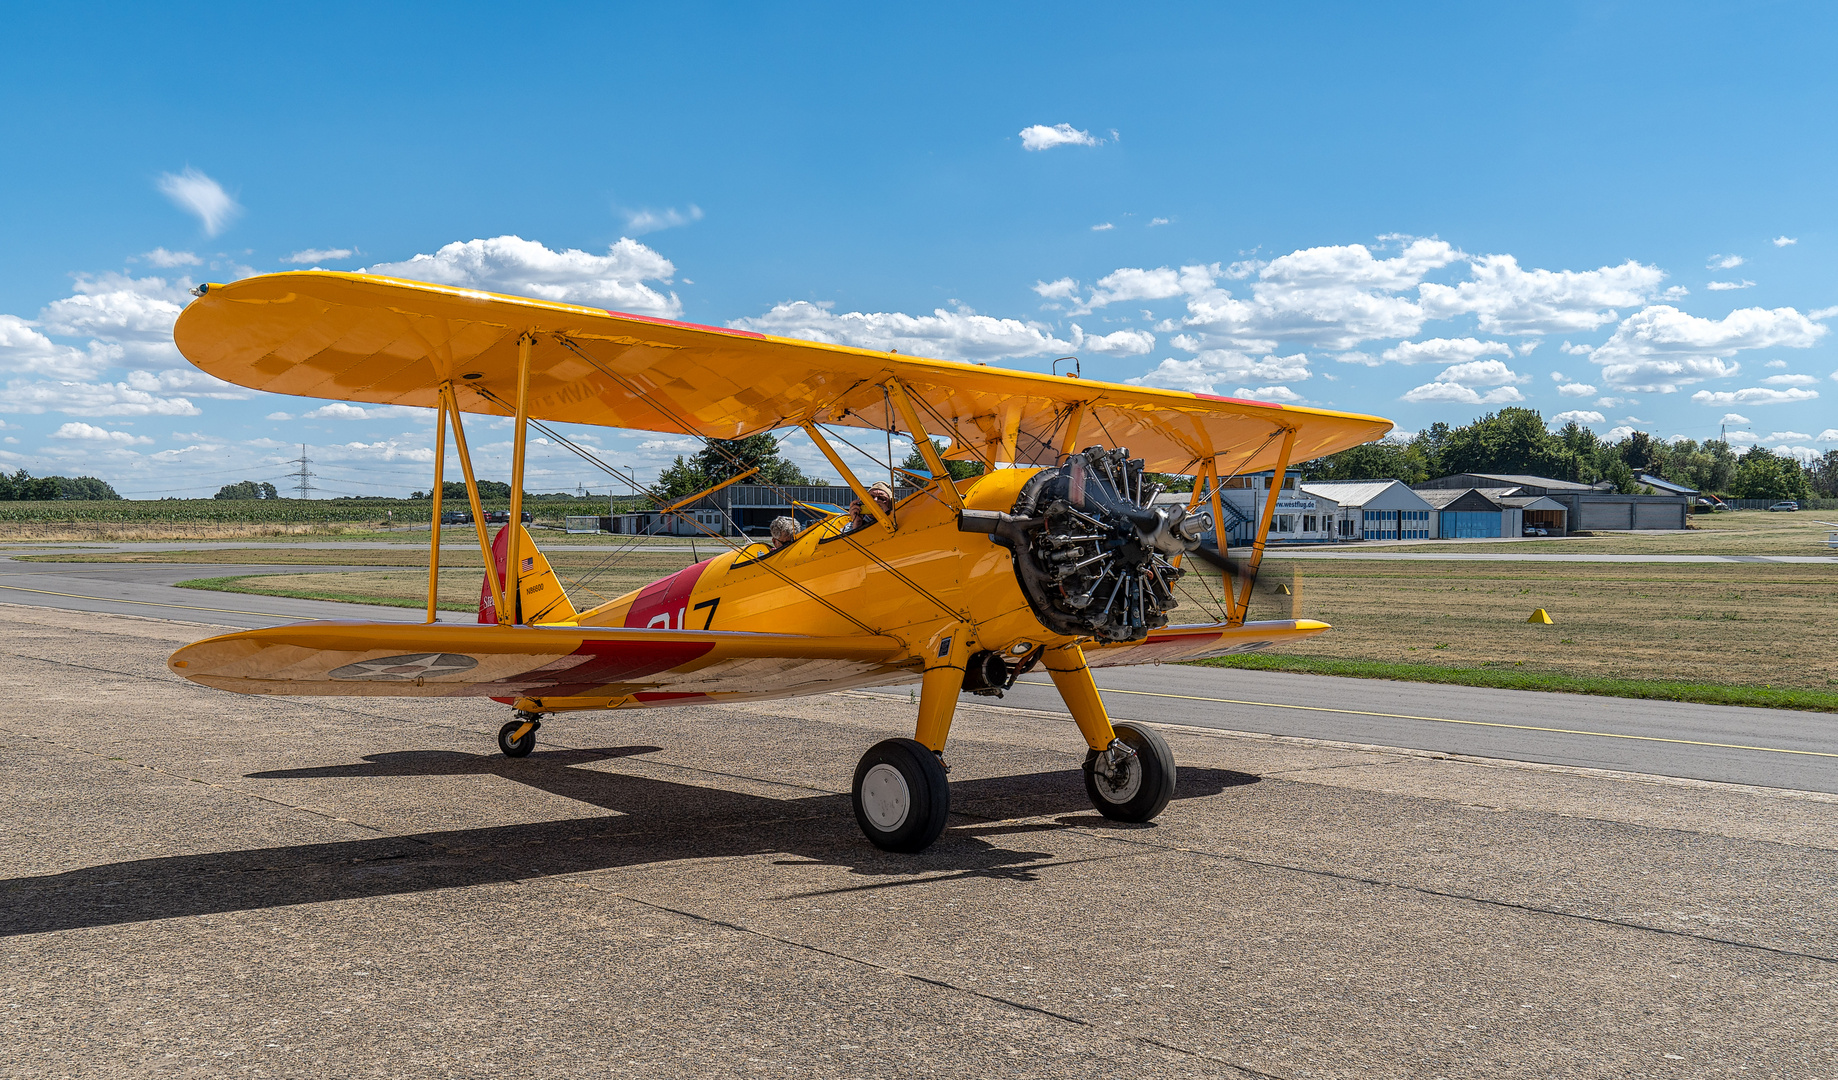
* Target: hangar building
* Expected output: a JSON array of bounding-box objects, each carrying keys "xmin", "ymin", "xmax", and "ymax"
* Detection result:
[{"xmin": 1412, "ymin": 473, "xmax": 1689, "ymax": 531}]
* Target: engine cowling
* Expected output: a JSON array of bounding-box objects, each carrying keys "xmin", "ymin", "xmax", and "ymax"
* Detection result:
[{"xmin": 960, "ymin": 446, "xmax": 1210, "ymax": 643}]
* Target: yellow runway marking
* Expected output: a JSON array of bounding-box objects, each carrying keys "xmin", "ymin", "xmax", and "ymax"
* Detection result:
[
  {"xmin": 0, "ymin": 581, "xmax": 282, "ymax": 618},
  {"xmin": 1015, "ymin": 681, "xmax": 1838, "ymax": 760}
]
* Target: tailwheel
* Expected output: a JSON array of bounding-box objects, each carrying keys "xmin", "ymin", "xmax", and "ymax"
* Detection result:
[
  {"xmin": 497, "ymin": 715, "xmax": 541, "ymax": 758},
  {"xmin": 1083, "ymin": 722, "xmax": 1175, "ymax": 822},
  {"xmin": 852, "ymin": 738, "xmax": 951, "ymax": 852}
]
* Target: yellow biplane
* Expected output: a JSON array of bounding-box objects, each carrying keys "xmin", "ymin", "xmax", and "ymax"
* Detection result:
[{"xmin": 166, "ymin": 272, "xmax": 1390, "ymax": 851}]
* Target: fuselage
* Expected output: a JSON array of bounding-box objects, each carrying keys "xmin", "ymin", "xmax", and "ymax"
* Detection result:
[{"xmin": 568, "ymin": 468, "xmax": 1065, "ymax": 665}]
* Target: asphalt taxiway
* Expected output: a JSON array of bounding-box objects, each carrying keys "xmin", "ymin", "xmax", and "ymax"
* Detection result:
[{"xmin": 1, "ymin": 593, "xmax": 1834, "ymax": 1075}]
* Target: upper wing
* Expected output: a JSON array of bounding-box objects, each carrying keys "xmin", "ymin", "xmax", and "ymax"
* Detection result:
[
  {"xmin": 1082, "ymin": 619, "xmax": 1330, "ymax": 668},
  {"xmin": 173, "ymin": 271, "xmax": 1392, "ymax": 475},
  {"xmin": 169, "ymin": 622, "xmax": 907, "ymax": 705}
]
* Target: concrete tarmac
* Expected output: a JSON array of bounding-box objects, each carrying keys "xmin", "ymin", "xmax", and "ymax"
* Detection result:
[{"xmin": 2, "ymin": 604, "xmax": 1836, "ymax": 1077}]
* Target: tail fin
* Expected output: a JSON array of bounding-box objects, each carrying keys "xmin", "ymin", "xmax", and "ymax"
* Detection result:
[{"xmin": 478, "ymin": 524, "xmax": 579, "ymax": 625}]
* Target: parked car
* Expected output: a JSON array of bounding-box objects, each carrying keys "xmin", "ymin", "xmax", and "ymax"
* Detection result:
[
  {"xmin": 439, "ymin": 509, "xmax": 472, "ymax": 525},
  {"xmin": 1768, "ymin": 501, "xmax": 1799, "ymax": 512},
  {"xmin": 483, "ymin": 510, "xmax": 533, "ymax": 524}
]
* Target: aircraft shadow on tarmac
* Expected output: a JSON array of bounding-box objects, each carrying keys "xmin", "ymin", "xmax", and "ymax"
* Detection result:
[{"xmin": 1, "ymin": 746, "xmax": 1259, "ymax": 937}]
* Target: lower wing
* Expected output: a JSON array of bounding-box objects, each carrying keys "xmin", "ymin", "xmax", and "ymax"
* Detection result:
[
  {"xmin": 169, "ymin": 622, "xmax": 908, "ymax": 707},
  {"xmin": 1082, "ymin": 619, "xmax": 1329, "ymax": 668}
]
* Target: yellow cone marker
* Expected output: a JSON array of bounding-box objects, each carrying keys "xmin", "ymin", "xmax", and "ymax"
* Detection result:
[{"xmin": 1527, "ymin": 608, "xmax": 1554, "ymax": 624}]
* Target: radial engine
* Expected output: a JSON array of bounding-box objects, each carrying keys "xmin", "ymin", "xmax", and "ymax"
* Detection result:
[{"xmin": 960, "ymin": 445, "xmax": 1216, "ymax": 643}]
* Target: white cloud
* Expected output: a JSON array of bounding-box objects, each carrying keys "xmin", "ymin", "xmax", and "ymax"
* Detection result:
[
  {"xmin": 36, "ymin": 272, "xmax": 193, "ymax": 367},
  {"xmin": 1083, "ymin": 264, "xmax": 1218, "ymax": 310},
  {"xmin": 1090, "ymin": 223, "xmax": 1114, "ymax": 231},
  {"xmin": 1709, "ymin": 254, "xmax": 1745, "ymax": 270},
  {"xmin": 0, "ymin": 379, "xmax": 200, "ymax": 416},
  {"xmin": 1774, "ymin": 236, "xmax": 1798, "ymax": 247},
  {"xmin": 1401, "ymin": 360, "xmax": 1526, "ymax": 403},
  {"xmin": 1726, "ymin": 429, "xmax": 1759, "ymax": 442},
  {"xmin": 1605, "ymin": 426, "xmax": 1636, "ymax": 442},
  {"xmin": 156, "ymin": 167, "xmax": 240, "ymax": 236},
  {"xmin": 362, "ymin": 235, "xmax": 680, "ymax": 317},
  {"xmin": 1596, "ymin": 396, "xmax": 1627, "ymax": 408},
  {"xmin": 731, "ymin": 300, "xmax": 1072, "ymax": 361},
  {"xmin": 1705, "ymin": 279, "xmax": 1756, "ymax": 291},
  {"xmin": 1556, "ymin": 382, "xmax": 1597, "ymax": 397},
  {"xmin": 1560, "ymin": 341, "xmax": 1594, "ymax": 355},
  {"xmin": 0, "ymin": 314, "xmax": 117, "ymax": 379},
  {"xmin": 1149, "ymin": 217, "xmax": 1170, "ymax": 227},
  {"xmin": 52, "ymin": 422, "xmax": 152, "ymax": 445},
  {"xmin": 1378, "ymin": 337, "xmax": 1513, "ymax": 364},
  {"xmin": 1517, "ymin": 340, "xmax": 1541, "ymax": 354},
  {"xmin": 621, "ymin": 205, "xmax": 704, "ymax": 235},
  {"xmin": 1761, "ymin": 431, "xmax": 1812, "ymax": 443},
  {"xmin": 1019, "ymin": 124, "xmax": 1103, "ymax": 151},
  {"xmin": 1417, "ymin": 255, "xmax": 1664, "ymax": 335},
  {"xmin": 1761, "ymin": 373, "xmax": 1817, "ymax": 386},
  {"xmin": 1765, "ymin": 359, "xmax": 1788, "ymax": 368},
  {"xmin": 1174, "ymin": 239, "xmax": 1460, "ymax": 351},
  {"xmin": 266, "ymin": 411, "xmax": 294, "ymax": 421},
  {"xmin": 1690, "ymin": 387, "xmax": 1821, "ymax": 406},
  {"xmin": 1069, "ymin": 324, "xmax": 1154, "ymax": 355},
  {"xmin": 1127, "ymin": 351, "xmax": 1310, "ymax": 394},
  {"xmin": 1435, "ymin": 359, "xmax": 1529, "ymax": 387},
  {"xmin": 1817, "ymin": 429, "xmax": 1838, "ymax": 441},
  {"xmin": 1033, "ymin": 278, "xmax": 1080, "ymax": 300},
  {"xmin": 1400, "ymin": 381, "xmax": 1525, "ymax": 405},
  {"xmin": 1810, "ymin": 306, "xmax": 1838, "ymax": 320},
  {"xmin": 284, "ymin": 248, "xmax": 354, "ymax": 264},
  {"xmin": 1663, "ymin": 285, "xmax": 1690, "ymax": 299},
  {"xmin": 302, "ymin": 402, "xmax": 426, "ymax": 420},
  {"xmin": 1775, "ymin": 445, "xmax": 1822, "ymax": 463},
  {"xmin": 1721, "ymin": 413, "xmax": 1751, "ymax": 425},
  {"xmin": 1551, "ymin": 410, "xmax": 1606, "ymax": 425},
  {"xmin": 123, "ymin": 368, "xmax": 250, "ymax": 399},
  {"xmin": 142, "ymin": 248, "xmax": 199, "ymax": 267},
  {"xmin": 1589, "ymin": 304, "xmax": 1826, "ymax": 391},
  {"xmin": 1232, "ymin": 385, "xmax": 1305, "ymax": 403}
]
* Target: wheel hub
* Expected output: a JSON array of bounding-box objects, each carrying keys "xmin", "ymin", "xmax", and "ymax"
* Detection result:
[{"xmin": 859, "ymin": 762, "xmax": 912, "ymax": 830}]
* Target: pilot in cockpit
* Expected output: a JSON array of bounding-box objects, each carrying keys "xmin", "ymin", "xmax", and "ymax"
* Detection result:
[{"xmin": 768, "ymin": 515, "xmax": 798, "ymax": 551}]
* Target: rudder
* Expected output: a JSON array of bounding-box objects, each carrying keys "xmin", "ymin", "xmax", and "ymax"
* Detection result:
[{"xmin": 479, "ymin": 524, "xmax": 578, "ymax": 625}]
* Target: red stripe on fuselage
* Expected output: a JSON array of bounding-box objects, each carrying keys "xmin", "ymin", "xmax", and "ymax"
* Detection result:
[{"xmin": 623, "ymin": 560, "xmax": 713, "ymax": 630}]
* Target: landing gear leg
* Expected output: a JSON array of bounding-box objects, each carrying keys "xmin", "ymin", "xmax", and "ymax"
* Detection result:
[
  {"xmin": 1045, "ymin": 644, "xmax": 1176, "ymax": 822},
  {"xmin": 852, "ymin": 624, "xmax": 967, "ymax": 852},
  {"xmin": 498, "ymin": 711, "xmax": 541, "ymax": 758}
]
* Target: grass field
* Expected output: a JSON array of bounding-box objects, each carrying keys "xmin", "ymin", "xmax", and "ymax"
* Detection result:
[{"xmin": 1181, "ymin": 559, "xmax": 1838, "ymax": 695}]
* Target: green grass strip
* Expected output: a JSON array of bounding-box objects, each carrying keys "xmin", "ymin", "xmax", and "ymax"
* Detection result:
[
  {"xmin": 1190, "ymin": 654, "xmax": 1838, "ymax": 713},
  {"xmin": 174, "ymin": 575, "xmax": 475, "ymax": 613}
]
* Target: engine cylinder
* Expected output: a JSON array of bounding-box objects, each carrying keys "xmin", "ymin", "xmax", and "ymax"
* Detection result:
[{"xmin": 1004, "ymin": 446, "xmax": 1199, "ymax": 642}]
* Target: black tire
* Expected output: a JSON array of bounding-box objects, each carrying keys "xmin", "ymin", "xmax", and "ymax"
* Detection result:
[
  {"xmin": 1083, "ymin": 722, "xmax": 1175, "ymax": 822},
  {"xmin": 852, "ymin": 738, "xmax": 951, "ymax": 852},
  {"xmin": 498, "ymin": 718, "xmax": 538, "ymax": 758}
]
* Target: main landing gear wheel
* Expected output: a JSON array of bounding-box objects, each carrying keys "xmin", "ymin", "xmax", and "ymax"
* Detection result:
[
  {"xmin": 497, "ymin": 717, "xmax": 540, "ymax": 758},
  {"xmin": 1083, "ymin": 722, "xmax": 1175, "ymax": 823},
  {"xmin": 852, "ymin": 738, "xmax": 951, "ymax": 853}
]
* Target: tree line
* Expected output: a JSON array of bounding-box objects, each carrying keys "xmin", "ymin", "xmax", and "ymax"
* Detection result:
[
  {"xmin": 1299, "ymin": 408, "xmax": 1832, "ymax": 503},
  {"xmin": 0, "ymin": 470, "xmax": 120, "ymax": 500}
]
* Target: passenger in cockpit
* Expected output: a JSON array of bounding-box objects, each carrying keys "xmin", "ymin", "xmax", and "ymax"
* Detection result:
[
  {"xmin": 846, "ymin": 482, "xmax": 894, "ymax": 533},
  {"xmin": 768, "ymin": 515, "xmax": 798, "ymax": 550}
]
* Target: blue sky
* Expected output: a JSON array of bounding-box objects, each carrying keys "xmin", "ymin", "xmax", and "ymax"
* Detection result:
[{"xmin": 3, "ymin": 1, "xmax": 1835, "ymax": 497}]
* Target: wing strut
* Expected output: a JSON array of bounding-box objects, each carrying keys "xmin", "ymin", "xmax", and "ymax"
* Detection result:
[
  {"xmin": 425, "ymin": 389, "xmax": 449, "ymax": 623},
  {"xmin": 505, "ymin": 332, "xmax": 535, "ymax": 623},
  {"xmin": 439, "ymin": 380, "xmax": 507, "ymax": 621},
  {"xmin": 1228, "ymin": 426, "xmax": 1297, "ymax": 626}
]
